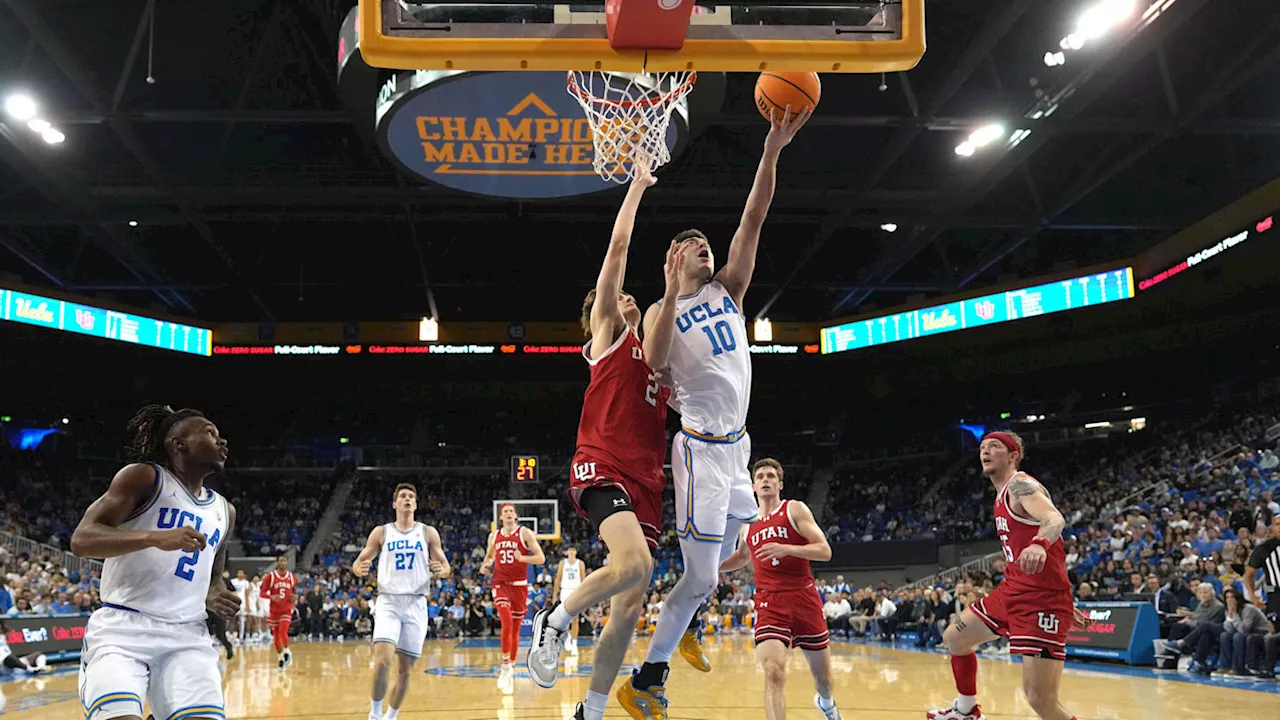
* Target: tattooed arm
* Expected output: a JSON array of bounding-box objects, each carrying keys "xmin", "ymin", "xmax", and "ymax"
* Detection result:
[{"xmin": 1007, "ymin": 476, "xmax": 1067, "ymax": 575}]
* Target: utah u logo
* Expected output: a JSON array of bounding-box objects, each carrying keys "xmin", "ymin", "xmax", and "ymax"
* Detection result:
[
  {"xmin": 573, "ymin": 462, "xmax": 597, "ymax": 481},
  {"xmin": 1037, "ymin": 612, "xmax": 1060, "ymax": 634},
  {"xmin": 632, "ymin": 345, "xmax": 644, "ymax": 361}
]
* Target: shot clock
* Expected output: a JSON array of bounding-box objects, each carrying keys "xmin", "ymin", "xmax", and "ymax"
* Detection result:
[{"xmin": 511, "ymin": 455, "xmax": 539, "ymax": 482}]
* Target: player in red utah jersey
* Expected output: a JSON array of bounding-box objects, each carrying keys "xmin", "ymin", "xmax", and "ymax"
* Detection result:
[
  {"xmin": 259, "ymin": 554, "xmax": 297, "ymax": 672},
  {"xmin": 526, "ymin": 159, "xmax": 683, "ymax": 720},
  {"xmin": 928, "ymin": 432, "xmax": 1087, "ymax": 720},
  {"xmin": 481, "ymin": 503, "xmax": 546, "ymax": 692},
  {"xmin": 721, "ymin": 458, "xmax": 841, "ymax": 720}
]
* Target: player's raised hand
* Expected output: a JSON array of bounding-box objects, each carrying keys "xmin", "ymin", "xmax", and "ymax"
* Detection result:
[
  {"xmin": 1072, "ymin": 606, "xmax": 1089, "ymax": 631},
  {"xmin": 753, "ymin": 542, "xmax": 792, "ymax": 563},
  {"xmin": 764, "ymin": 105, "xmax": 812, "ymax": 153},
  {"xmin": 632, "ymin": 153, "xmax": 657, "ymax": 189},
  {"xmin": 150, "ymin": 527, "xmax": 207, "ymax": 553},
  {"xmin": 206, "ymin": 584, "xmax": 241, "ymax": 620},
  {"xmin": 352, "ymin": 558, "xmax": 372, "ymax": 578},
  {"xmin": 663, "ymin": 240, "xmax": 685, "ymax": 297},
  {"xmin": 1018, "ymin": 543, "xmax": 1047, "ymax": 574}
]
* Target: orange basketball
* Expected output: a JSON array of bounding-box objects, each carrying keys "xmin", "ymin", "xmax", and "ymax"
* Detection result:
[{"xmin": 755, "ymin": 72, "xmax": 821, "ymax": 122}]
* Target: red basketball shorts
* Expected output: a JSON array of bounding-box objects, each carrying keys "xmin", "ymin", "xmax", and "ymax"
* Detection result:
[
  {"xmin": 266, "ymin": 610, "xmax": 291, "ymax": 629},
  {"xmin": 970, "ymin": 583, "xmax": 1072, "ymax": 661},
  {"xmin": 753, "ymin": 586, "xmax": 829, "ymax": 651},
  {"xmin": 493, "ymin": 583, "xmax": 529, "ymax": 620},
  {"xmin": 569, "ymin": 451, "xmax": 663, "ymax": 550}
]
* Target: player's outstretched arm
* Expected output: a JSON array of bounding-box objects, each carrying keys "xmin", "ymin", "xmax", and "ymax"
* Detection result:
[
  {"xmin": 520, "ymin": 527, "xmax": 547, "ymax": 565},
  {"xmin": 719, "ymin": 528, "xmax": 750, "ymax": 573},
  {"xmin": 207, "ymin": 502, "xmax": 241, "ymax": 619},
  {"xmin": 352, "ymin": 525, "xmax": 385, "ymax": 578},
  {"xmin": 426, "ymin": 526, "xmax": 452, "ymax": 579},
  {"xmin": 590, "ymin": 161, "xmax": 657, "ymax": 357},
  {"xmin": 641, "ymin": 240, "xmax": 685, "ymax": 369},
  {"xmin": 716, "ymin": 107, "xmax": 811, "ymax": 307},
  {"xmin": 70, "ymin": 463, "xmax": 206, "ymax": 559},
  {"xmin": 1008, "ymin": 477, "xmax": 1067, "ymax": 575},
  {"xmin": 754, "ymin": 501, "xmax": 832, "ymax": 563}
]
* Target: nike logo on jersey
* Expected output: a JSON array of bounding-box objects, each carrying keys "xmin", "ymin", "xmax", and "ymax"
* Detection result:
[{"xmin": 675, "ymin": 297, "xmax": 739, "ymax": 334}]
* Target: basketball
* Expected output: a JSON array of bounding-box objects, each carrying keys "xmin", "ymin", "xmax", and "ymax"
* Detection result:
[{"xmin": 755, "ymin": 72, "xmax": 821, "ymax": 121}]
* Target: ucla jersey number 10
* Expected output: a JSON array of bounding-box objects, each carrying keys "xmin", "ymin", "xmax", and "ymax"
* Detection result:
[{"xmin": 700, "ymin": 320, "xmax": 738, "ymax": 356}]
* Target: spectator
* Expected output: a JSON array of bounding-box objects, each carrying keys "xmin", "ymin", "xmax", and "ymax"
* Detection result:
[
  {"xmin": 1217, "ymin": 587, "xmax": 1271, "ymax": 676},
  {"xmin": 1159, "ymin": 584, "xmax": 1226, "ymax": 674}
]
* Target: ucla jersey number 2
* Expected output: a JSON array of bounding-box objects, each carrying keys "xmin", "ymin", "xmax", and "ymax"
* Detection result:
[
  {"xmin": 158, "ymin": 507, "xmax": 221, "ymax": 582},
  {"xmin": 700, "ymin": 320, "xmax": 738, "ymax": 356}
]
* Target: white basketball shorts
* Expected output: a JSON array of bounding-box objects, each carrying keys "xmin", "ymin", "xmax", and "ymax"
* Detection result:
[
  {"xmin": 672, "ymin": 428, "xmax": 759, "ymax": 545},
  {"xmin": 79, "ymin": 605, "xmax": 224, "ymax": 720},
  {"xmin": 372, "ymin": 594, "xmax": 429, "ymax": 659}
]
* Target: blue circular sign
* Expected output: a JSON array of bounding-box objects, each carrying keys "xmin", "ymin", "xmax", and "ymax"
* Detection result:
[{"xmin": 376, "ymin": 71, "xmax": 688, "ymax": 199}]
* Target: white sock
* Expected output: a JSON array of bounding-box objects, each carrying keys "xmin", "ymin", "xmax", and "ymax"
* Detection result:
[
  {"xmin": 956, "ymin": 694, "xmax": 978, "ymax": 714},
  {"xmin": 371, "ymin": 700, "xmax": 383, "ymax": 716},
  {"xmin": 645, "ymin": 535, "xmax": 722, "ymax": 664},
  {"xmin": 817, "ymin": 695, "xmax": 836, "ymax": 711},
  {"xmin": 385, "ymin": 708, "xmax": 399, "ymax": 720},
  {"xmin": 549, "ymin": 604, "xmax": 573, "ymax": 632},
  {"xmin": 584, "ymin": 690, "xmax": 609, "ymax": 720}
]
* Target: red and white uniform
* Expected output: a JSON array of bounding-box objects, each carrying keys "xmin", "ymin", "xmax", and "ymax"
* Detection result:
[
  {"xmin": 569, "ymin": 328, "xmax": 671, "ymax": 548},
  {"xmin": 970, "ymin": 472, "xmax": 1072, "ymax": 661},
  {"xmin": 492, "ymin": 526, "xmax": 530, "ymax": 620},
  {"xmin": 260, "ymin": 570, "xmax": 297, "ymax": 628},
  {"xmin": 748, "ymin": 500, "xmax": 828, "ymax": 651}
]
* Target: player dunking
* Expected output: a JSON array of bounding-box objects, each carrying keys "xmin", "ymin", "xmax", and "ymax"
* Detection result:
[
  {"xmin": 928, "ymin": 432, "xmax": 1086, "ymax": 720},
  {"xmin": 259, "ymin": 555, "xmax": 297, "ymax": 671},
  {"xmin": 720, "ymin": 459, "xmax": 841, "ymax": 720},
  {"xmin": 620, "ymin": 108, "xmax": 809, "ymax": 720},
  {"xmin": 526, "ymin": 161, "xmax": 682, "ymax": 720},
  {"xmin": 354, "ymin": 483, "xmax": 451, "ymax": 720},
  {"xmin": 482, "ymin": 503, "xmax": 546, "ymax": 692},
  {"xmin": 552, "ymin": 547, "xmax": 590, "ymax": 655},
  {"xmin": 72, "ymin": 405, "xmax": 240, "ymax": 720}
]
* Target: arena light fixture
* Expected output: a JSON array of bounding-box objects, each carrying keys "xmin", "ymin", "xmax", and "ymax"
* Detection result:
[
  {"xmin": 61, "ymin": 417, "xmax": 69, "ymax": 425},
  {"xmin": 3, "ymin": 94, "xmax": 37, "ymax": 121},
  {"xmin": 970, "ymin": 124, "xmax": 1006, "ymax": 147},
  {"xmin": 27, "ymin": 118, "xmax": 50, "ymax": 133},
  {"xmin": 880, "ymin": 223, "xmax": 898, "ymax": 233},
  {"xmin": 41, "ymin": 128, "xmax": 65, "ymax": 145},
  {"xmin": 129, "ymin": 221, "xmax": 139, "ymax": 227},
  {"xmin": 753, "ymin": 318, "xmax": 773, "ymax": 343},
  {"xmin": 419, "ymin": 316, "xmax": 439, "ymax": 342},
  {"xmin": 954, "ymin": 141, "xmax": 976, "ymax": 157},
  {"xmin": 1044, "ymin": 51, "xmax": 1066, "ymax": 67}
]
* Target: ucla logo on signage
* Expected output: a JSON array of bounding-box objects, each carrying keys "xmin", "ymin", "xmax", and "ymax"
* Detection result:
[{"xmin": 376, "ymin": 71, "xmax": 688, "ymax": 199}]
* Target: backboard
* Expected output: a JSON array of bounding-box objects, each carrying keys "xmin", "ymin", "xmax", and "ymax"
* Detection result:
[
  {"xmin": 492, "ymin": 499, "xmax": 562, "ymax": 542},
  {"xmin": 359, "ymin": 0, "xmax": 924, "ymax": 74}
]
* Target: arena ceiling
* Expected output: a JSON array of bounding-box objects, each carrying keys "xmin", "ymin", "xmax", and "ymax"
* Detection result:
[{"xmin": 0, "ymin": 0, "xmax": 1278, "ymax": 324}]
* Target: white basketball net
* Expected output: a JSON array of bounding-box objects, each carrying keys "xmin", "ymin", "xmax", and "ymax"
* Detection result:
[{"xmin": 567, "ymin": 70, "xmax": 696, "ymax": 184}]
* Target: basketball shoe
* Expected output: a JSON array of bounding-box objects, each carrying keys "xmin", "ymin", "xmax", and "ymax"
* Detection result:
[
  {"xmin": 814, "ymin": 694, "xmax": 842, "ymax": 720},
  {"xmin": 527, "ymin": 607, "xmax": 567, "ymax": 688},
  {"xmin": 617, "ymin": 669, "xmax": 669, "ymax": 720},
  {"xmin": 926, "ymin": 702, "xmax": 985, "ymax": 719},
  {"xmin": 678, "ymin": 629, "xmax": 710, "ymax": 672}
]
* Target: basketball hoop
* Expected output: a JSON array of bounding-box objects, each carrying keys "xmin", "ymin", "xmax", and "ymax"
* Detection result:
[{"xmin": 567, "ymin": 70, "xmax": 696, "ymax": 184}]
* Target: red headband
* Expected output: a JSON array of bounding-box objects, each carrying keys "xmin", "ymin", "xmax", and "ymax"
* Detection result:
[
  {"xmin": 983, "ymin": 432, "xmax": 1021, "ymax": 457},
  {"xmin": 499, "ymin": 503, "xmax": 516, "ymax": 513}
]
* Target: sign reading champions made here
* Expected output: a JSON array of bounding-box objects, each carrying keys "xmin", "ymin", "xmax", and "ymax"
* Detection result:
[{"xmin": 376, "ymin": 71, "xmax": 687, "ymax": 199}]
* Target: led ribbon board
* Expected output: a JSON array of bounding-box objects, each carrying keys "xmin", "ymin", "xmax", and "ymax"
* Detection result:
[
  {"xmin": 820, "ymin": 268, "xmax": 1135, "ymax": 354},
  {"xmin": 0, "ymin": 287, "xmax": 213, "ymax": 356}
]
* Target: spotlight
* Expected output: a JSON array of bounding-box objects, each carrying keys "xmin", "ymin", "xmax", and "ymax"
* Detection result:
[
  {"xmin": 753, "ymin": 318, "xmax": 773, "ymax": 343},
  {"xmin": 27, "ymin": 118, "xmax": 50, "ymax": 133},
  {"xmin": 129, "ymin": 221, "xmax": 139, "ymax": 227},
  {"xmin": 969, "ymin": 124, "xmax": 1006, "ymax": 147},
  {"xmin": 954, "ymin": 142, "xmax": 976, "ymax": 157},
  {"xmin": 1065, "ymin": 32, "xmax": 1085, "ymax": 50},
  {"xmin": 1044, "ymin": 51, "xmax": 1066, "ymax": 67},
  {"xmin": 4, "ymin": 94, "xmax": 37, "ymax": 121},
  {"xmin": 61, "ymin": 417, "xmax": 70, "ymax": 425},
  {"xmin": 880, "ymin": 223, "xmax": 898, "ymax": 233},
  {"xmin": 41, "ymin": 128, "xmax": 65, "ymax": 145}
]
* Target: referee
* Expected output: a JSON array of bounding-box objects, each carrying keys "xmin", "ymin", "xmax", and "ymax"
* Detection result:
[{"xmin": 1246, "ymin": 515, "xmax": 1280, "ymax": 620}]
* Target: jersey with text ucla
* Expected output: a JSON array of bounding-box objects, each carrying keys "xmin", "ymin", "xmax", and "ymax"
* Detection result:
[
  {"xmin": 562, "ymin": 559, "xmax": 584, "ymax": 589},
  {"xmin": 665, "ymin": 280, "xmax": 752, "ymax": 436},
  {"xmin": 100, "ymin": 464, "xmax": 229, "ymax": 624},
  {"xmin": 377, "ymin": 522, "xmax": 432, "ymax": 596}
]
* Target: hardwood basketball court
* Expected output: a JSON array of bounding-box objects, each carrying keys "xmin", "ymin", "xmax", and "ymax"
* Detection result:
[{"xmin": 15, "ymin": 635, "xmax": 1280, "ymax": 718}]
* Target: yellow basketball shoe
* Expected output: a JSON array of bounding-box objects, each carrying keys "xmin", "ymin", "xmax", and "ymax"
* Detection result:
[
  {"xmin": 616, "ymin": 671, "xmax": 669, "ymax": 720},
  {"xmin": 678, "ymin": 629, "xmax": 710, "ymax": 672}
]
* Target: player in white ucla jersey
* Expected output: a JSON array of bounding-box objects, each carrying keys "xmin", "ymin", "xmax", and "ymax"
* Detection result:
[
  {"xmin": 354, "ymin": 483, "xmax": 450, "ymax": 720},
  {"xmin": 622, "ymin": 106, "xmax": 810, "ymax": 718},
  {"xmin": 71, "ymin": 405, "xmax": 241, "ymax": 720},
  {"xmin": 552, "ymin": 547, "xmax": 590, "ymax": 655}
]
